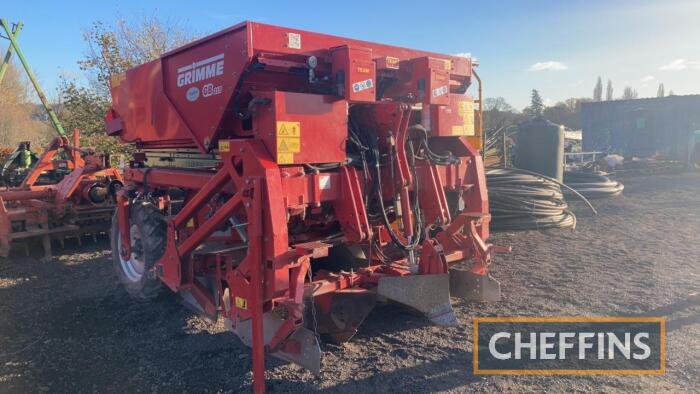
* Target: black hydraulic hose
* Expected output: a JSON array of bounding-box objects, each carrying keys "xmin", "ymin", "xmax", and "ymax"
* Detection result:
[
  {"xmin": 407, "ymin": 140, "xmax": 424, "ymax": 243},
  {"xmin": 487, "ymin": 168, "xmax": 578, "ymax": 231},
  {"xmin": 491, "ymin": 167, "xmax": 598, "ymax": 216},
  {"xmin": 348, "ymin": 120, "xmax": 426, "ymax": 251},
  {"xmin": 373, "ymin": 144, "xmax": 422, "ymax": 251},
  {"xmin": 408, "ymin": 124, "xmax": 459, "ymax": 166},
  {"xmin": 564, "ymin": 171, "xmax": 624, "ymax": 199},
  {"xmin": 374, "ymin": 154, "xmax": 414, "ymax": 250}
]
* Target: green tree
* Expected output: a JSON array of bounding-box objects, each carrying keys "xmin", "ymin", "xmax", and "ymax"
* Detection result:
[
  {"xmin": 593, "ymin": 76, "xmax": 603, "ymax": 101},
  {"xmin": 621, "ymin": 86, "xmax": 638, "ymax": 100},
  {"xmin": 605, "ymin": 80, "xmax": 613, "ymax": 101},
  {"xmin": 0, "ymin": 62, "xmax": 53, "ymax": 147},
  {"xmin": 483, "ymin": 97, "xmax": 522, "ymax": 130},
  {"xmin": 657, "ymin": 83, "xmax": 665, "ymax": 98},
  {"xmin": 57, "ymin": 80, "xmax": 123, "ymax": 154},
  {"xmin": 543, "ymin": 97, "xmax": 591, "ymax": 130},
  {"xmin": 524, "ymin": 89, "xmax": 544, "ymax": 118}
]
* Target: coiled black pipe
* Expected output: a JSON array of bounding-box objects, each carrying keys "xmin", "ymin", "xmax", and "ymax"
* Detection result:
[
  {"xmin": 487, "ymin": 168, "xmax": 576, "ymax": 231},
  {"xmin": 564, "ymin": 171, "xmax": 624, "ymax": 199}
]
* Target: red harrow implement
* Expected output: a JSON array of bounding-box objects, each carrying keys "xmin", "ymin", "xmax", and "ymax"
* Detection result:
[
  {"xmin": 0, "ymin": 19, "xmax": 122, "ymax": 260},
  {"xmin": 0, "ymin": 130, "xmax": 123, "ymax": 259},
  {"xmin": 106, "ymin": 21, "xmax": 507, "ymax": 393}
]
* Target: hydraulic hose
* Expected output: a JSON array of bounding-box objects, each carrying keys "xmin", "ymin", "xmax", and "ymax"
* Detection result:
[
  {"xmin": 373, "ymin": 142, "xmax": 423, "ymax": 251},
  {"xmin": 563, "ymin": 171, "xmax": 624, "ymax": 199},
  {"xmin": 408, "ymin": 124, "xmax": 460, "ymax": 166},
  {"xmin": 487, "ymin": 168, "xmax": 579, "ymax": 231},
  {"xmin": 495, "ymin": 167, "xmax": 598, "ymax": 215}
]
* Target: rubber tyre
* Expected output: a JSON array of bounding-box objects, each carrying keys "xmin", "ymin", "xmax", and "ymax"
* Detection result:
[{"xmin": 111, "ymin": 202, "xmax": 167, "ymax": 300}]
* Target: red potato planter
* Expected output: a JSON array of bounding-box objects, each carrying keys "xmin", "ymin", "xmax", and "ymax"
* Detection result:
[{"xmin": 106, "ymin": 21, "xmax": 507, "ymax": 393}]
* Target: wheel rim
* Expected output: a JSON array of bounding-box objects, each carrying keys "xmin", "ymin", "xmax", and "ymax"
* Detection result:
[{"xmin": 119, "ymin": 224, "xmax": 146, "ymax": 282}]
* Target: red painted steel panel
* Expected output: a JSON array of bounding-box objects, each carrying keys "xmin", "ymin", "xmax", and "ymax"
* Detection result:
[
  {"xmin": 247, "ymin": 22, "xmax": 472, "ymax": 75},
  {"xmin": 331, "ymin": 46, "xmax": 376, "ymax": 103},
  {"xmin": 254, "ymin": 91, "xmax": 347, "ymax": 165},
  {"xmin": 109, "ymin": 60, "xmax": 194, "ymax": 147},
  {"xmin": 161, "ymin": 27, "xmax": 250, "ymax": 150},
  {"xmin": 432, "ymin": 95, "xmax": 475, "ymax": 137},
  {"xmin": 109, "ymin": 21, "xmax": 473, "ymax": 152}
]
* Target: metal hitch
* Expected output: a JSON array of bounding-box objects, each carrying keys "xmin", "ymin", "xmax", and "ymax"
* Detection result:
[
  {"xmin": 377, "ymin": 274, "xmax": 457, "ymax": 326},
  {"xmin": 233, "ymin": 313, "xmax": 322, "ymax": 376},
  {"xmin": 449, "ymin": 268, "xmax": 501, "ymax": 302}
]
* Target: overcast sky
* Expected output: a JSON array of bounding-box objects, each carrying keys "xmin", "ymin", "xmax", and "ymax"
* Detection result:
[{"xmin": 2, "ymin": 0, "xmax": 699, "ymax": 109}]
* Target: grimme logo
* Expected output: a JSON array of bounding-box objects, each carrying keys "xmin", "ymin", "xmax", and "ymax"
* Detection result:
[
  {"xmin": 473, "ymin": 317, "xmax": 665, "ymax": 374},
  {"xmin": 176, "ymin": 53, "xmax": 225, "ymax": 87}
]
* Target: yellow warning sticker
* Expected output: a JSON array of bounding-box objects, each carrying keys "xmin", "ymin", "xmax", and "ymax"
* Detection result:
[
  {"xmin": 457, "ymin": 100, "xmax": 469, "ymax": 116},
  {"xmin": 235, "ymin": 296, "xmax": 248, "ymax": 310},
  {"xmin": 276, "ymin": 121, "xmax": 301, "ymax": 137},
  {"xmin": 277, "ymin": 137, "xmax": 301, "ymax": 153},
  {"xmin": 186, "ymin": 218, "xmax": 195, "ymax": 228},
  {"xmin": 458, "ymin": 100, "xmax": 475, "ymax": 136},
  {"xmin": 277, "ymin": 152, "xmax": 294, "ymax": 164},
  {"xmin": 385, "ymin": 56, "xmax": 400, "ymax": 69},
  {"xmin": 452, "ymin": 125, "xmax": 466, "ymax": 136},
  {"xmin": 276, "ymin": 121, "xmax": 301, "ymax": 164},
  {"xmin": 442, "ymin": 59, "xmax": 452, "ymax": 71},
  {"xmin": 218, "ymin": 140, "xmax": 230, "ymax": 152}
]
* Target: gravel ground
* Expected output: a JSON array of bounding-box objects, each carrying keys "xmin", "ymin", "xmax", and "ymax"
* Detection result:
[{"xmin": 1, "ymin": 172, "xmax": 699, "ymax": 393}]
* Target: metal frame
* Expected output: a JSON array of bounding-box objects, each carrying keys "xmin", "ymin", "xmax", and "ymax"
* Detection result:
[{"xmin": 117, "ymin": 142, "xmax": 501, "ymax": 393}]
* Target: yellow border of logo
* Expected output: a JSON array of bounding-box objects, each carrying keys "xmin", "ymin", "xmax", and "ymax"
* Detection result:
[{"xmin": 473, "ymin": 316, "xmax": 666, "ymax": 375}]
